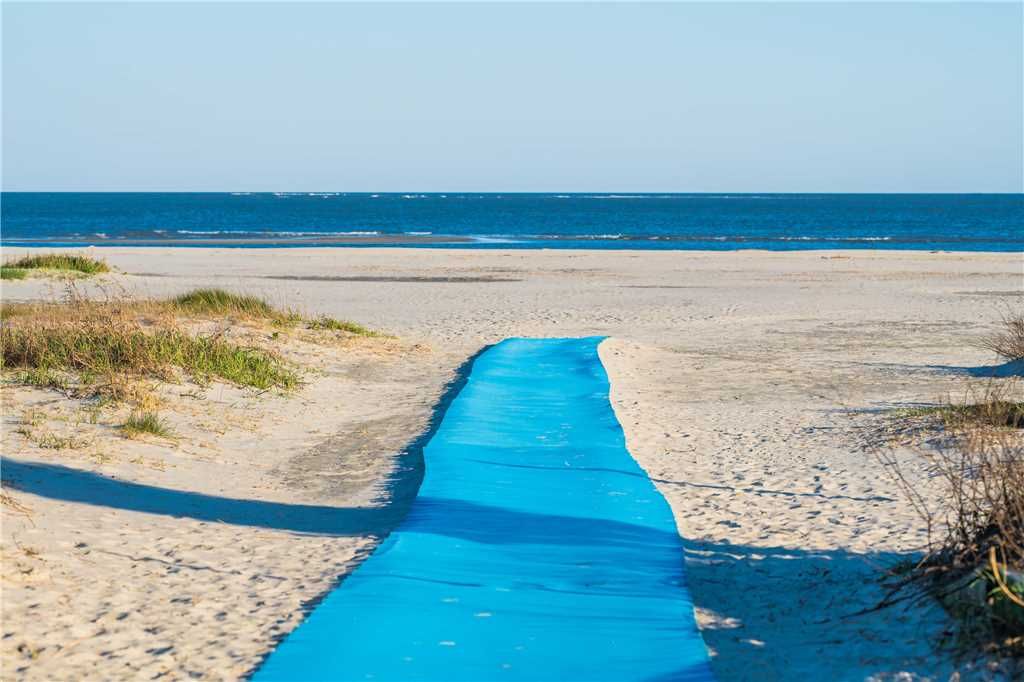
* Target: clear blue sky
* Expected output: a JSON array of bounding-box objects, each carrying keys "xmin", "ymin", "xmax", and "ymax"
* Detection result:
[{"xmin": 2, "ymin": 2, "xmax": 1021, "ymax": 192}]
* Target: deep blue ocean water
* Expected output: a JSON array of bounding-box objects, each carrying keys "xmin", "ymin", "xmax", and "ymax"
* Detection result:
[{"xmin": 2, "ymin": 192, "xmax": 1022, "ymax": 251}]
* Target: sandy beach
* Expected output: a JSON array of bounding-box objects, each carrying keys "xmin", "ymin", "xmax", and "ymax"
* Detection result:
[{"xmin": 2, "ymin": 247, "xmax": 1021, "ymax": 680}]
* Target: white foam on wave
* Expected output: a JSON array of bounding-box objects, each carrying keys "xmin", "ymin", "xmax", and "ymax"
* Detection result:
[
  {"xmin": 579, "ymin": 194, "xmax": 656, "ymax": 199},
  {"xmin": 685, "ymin": 195, "xmax": 769, "ymax": 200},
  {"xmin": 777, "ymin": 236, "xmax": 892, "ymax": 242},
  {"xmin": 569, "ymin": 194, "xmax": 771, "ymax": 200},
  {"xmin": 533, "ymin": 233, "xmax": 627, "ymax": 240},
  {"xmin": 470, "ymin": 235, "xmax": 524, "ymax": 244},
  {"xmin": 175, "ymin": 230, "xmax": 380, "ymax": 237}
]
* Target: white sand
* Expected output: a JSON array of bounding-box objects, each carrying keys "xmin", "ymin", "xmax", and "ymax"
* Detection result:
[{"xmin": 2, "ymin": 247, "xmax": 1021, "ymax": 679}]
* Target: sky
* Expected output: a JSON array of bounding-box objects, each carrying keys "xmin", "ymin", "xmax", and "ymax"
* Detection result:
[{"xmin": 2, "ymin": 2, "xmax": 1021, "ymax": 192}]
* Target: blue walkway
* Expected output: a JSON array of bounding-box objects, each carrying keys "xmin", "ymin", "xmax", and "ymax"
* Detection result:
[{"xmin": 254, "ymin": 337, "xmax": 713, "ymax": 681}]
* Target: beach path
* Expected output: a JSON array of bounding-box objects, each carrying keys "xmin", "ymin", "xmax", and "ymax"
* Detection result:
[{"xmin": 253, "ymin": 337, "xmax": 713, "ymax": 681}]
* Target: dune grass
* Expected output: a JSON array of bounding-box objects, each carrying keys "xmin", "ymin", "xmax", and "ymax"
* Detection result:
[
  {"xmin": 14, "ymin": 366, "xmax": 71, "ymax": 393},
  {"xmin": 1, "ymin": 293, "xmax": 299, "ymax": 395},
  {"xmin": 121, "ymin": 411, "xmax": 173, "ymax": 439},
  {"xmin": 4, "ymin": 253, "xmax": 109, "ymax": 275},
  {"xmin": 892, "ymin": 399, "xmax": 1024, "ymax": 430},
  {"xmin": 306, "ymin": 315, "xmax": 379, "ymax": 336},
  {"xmin": 171, "ymin": 288, "xmax": 299, "ymax": 323},
  {"xmin": 1, "ymin": 287, "xmax": 382, "ymax": 409},
  {"xmin": 1, "ymin": 323, "xmax": 298, "ymax": 391},
  {"xmin": 170, "ymin": 288, "xmax": 379, "ymax": 335},
  {"xmin": 1, "ymin": 267, "xmax": 28, "ymax": 280},
  {"xmin": 36, "ymin": 433, "xmax": 90, "ymax": 450}
]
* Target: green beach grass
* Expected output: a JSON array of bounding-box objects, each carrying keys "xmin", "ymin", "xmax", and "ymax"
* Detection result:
[
  {"xmin": 1, "ymin": 267, "xmax": 28, "ymax": 280},
  {"xmin": 120, "ymin": 411, "xmax": 174, "ymax": 439},
  {"xmin": 172, "ymin": 288, "xmax": 298, "ymax": 322},
  {"xmin": 306, "ymin": 315, "xmax": 380, "ymax": 336},
  {"xmin": 3, "ymin": 253, "xmax": 109, "ymax": 277},
  {"xmin": 2, "ymin": 323, "xmax": 299, "ymax": 391},
  {"xmin": 171, "ymin": 287, "xmax": 381, "ymax": 335},
  {"xmin": 0, "ymin": 288, "xmax": 382, "ymax": 403},
  {"xmin": 0, "ymin": 291, "xmax": 302, "ymax": 399}
]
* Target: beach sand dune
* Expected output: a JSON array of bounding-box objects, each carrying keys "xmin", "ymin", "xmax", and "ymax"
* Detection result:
[{"xmin": 2, "ymin": 247, "xmax": 1020, "ymax": 679}]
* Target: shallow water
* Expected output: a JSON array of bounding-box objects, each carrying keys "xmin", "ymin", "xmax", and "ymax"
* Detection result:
[{"xmin": 253, "ymin": 337, "xmax": 712, "ymax": 681}]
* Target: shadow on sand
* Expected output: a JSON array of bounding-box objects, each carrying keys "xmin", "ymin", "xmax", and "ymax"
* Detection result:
[
  {"xmin": 858, "ymin": 359, "xmax": 1024, "ymax": 379},
  {"xmin": 922, "ymin": 359, "xmax": 1024, "ymax": 378},
  {"xmin": 0, "ymin": 341, "xmax": 952, "ymax": 678},
  {"xmin": 680, "ymin": 537, "xmax": 952, "ymax": 678},
  {"xmin": 1, "ymin": 345, "xmax": 492, "ymax": 537}
]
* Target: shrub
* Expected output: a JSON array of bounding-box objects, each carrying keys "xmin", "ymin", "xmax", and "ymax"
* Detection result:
[
  {"xmin": 981, "ymin": 310, "xmax": 1024, "ymax": 362},
  {"xmin": 875, "ymin": 383, "xmax": 1024, "ymax": 665}
]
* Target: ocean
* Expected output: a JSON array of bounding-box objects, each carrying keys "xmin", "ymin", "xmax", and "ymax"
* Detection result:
[{"xmin": 1, "ymin": 192, "xmax": 1022, "ymax": 251}]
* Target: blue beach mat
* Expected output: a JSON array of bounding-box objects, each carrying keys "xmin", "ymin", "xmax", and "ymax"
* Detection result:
[{"xmin": 254, "ymin": 337, "xmax": 713, "ymax": 681}]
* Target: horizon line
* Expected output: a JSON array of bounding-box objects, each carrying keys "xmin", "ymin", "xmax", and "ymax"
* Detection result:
[{"xmin": 2, "ymin": 190, "xmax": 1022, "ymax": 195}]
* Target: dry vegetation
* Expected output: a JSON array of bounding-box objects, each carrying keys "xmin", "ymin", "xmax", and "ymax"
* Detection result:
[
  {"xmin": 874, "ymin": 313, "xmax": 1024, "ymax": 670},
  {"xmin": 1, "ymin": 294, "xmax": 298, "ymax": 396},
  {"xmin": 981, "ymin": 309, "xmax": 1024, "ymax": 363},
  {"xmin": 0, "ymin": 286, "xmax": 380, "ymax": 413}
]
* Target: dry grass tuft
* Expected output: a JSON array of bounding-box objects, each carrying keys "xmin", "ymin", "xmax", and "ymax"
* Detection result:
[
  {"xmin": 981, "ymin": 310, "xmax": 1024, "ymax": 363},
  {"xmin": 0, "ymin": 491, "xmax": 33, "ymax": 516}
]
